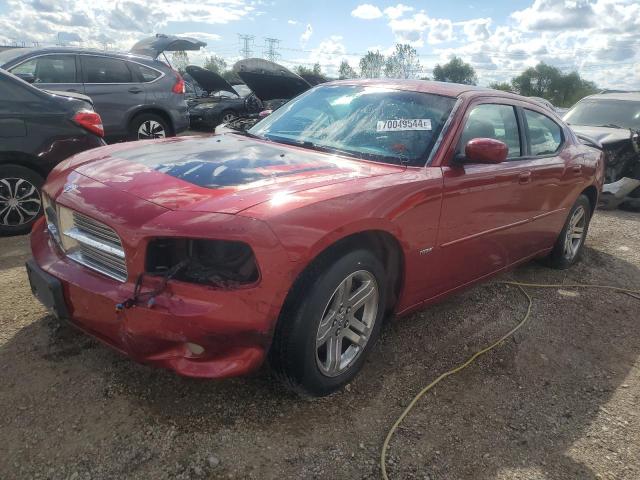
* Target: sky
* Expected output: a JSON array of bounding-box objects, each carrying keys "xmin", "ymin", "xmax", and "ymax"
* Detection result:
[{"xmin": 1, "ymin": 0, "xmax": 639, "ymax": 89}]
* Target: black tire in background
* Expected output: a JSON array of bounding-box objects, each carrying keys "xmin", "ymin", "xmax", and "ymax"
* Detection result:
[
  {"xmin": 0, "ymin": 164, "xmax": 44, "ymax": 236},
  {"xmin": 545, "ymin": 194, "xmax": 592, "ymax": 269},
  {"xmin": 129, "ymin": 113, "xmax": 171, "ymax": 141},
  {"xmin": 270, "ymin": 249, "xmax": 387, "ymax": 397}
]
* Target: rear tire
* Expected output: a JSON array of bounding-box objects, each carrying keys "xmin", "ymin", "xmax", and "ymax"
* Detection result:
[
  {"xmin": 0, "ymin": 164, "xmax": 44, "ymax": 236},
  {"xmin": 129, "ymin": 113, "xmax": 171, "ymax": 141},
  {"xmin": 269, "ymin": 249, "xmax": 386, "ymax": 397},
  {"xmin": 545, "ymin": 194, "xmax": 591, "ymax": 269}
]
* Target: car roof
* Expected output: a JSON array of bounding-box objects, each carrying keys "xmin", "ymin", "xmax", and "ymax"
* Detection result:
[
  {"xmin": 322, "ymin": 78, "xmax": 540, "ymax": 103},
  {"xmin": 0, "ymin": 46, "xmax": 158, "ymax": 65}
]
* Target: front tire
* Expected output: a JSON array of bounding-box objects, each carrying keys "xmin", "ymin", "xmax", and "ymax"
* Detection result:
[
  {"xmin": 545, "ymin": 194, "xmax": 591, "ymax": 269},
  {"xmin": 219, "ymin": 110, "xmax": 237, "ymax": 125},
  {"xmin": 270, "ymin": 249, "xmax": 386, "ymax": 397},
  {"xmin": 0, "ymin": 164, "xmax": 44, "ymax": 236}
]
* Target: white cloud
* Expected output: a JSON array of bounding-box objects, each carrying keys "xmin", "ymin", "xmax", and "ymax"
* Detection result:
[
  {"xmin": 386, "ymin": 10, "xmax": 454, "ymax": 47},
  {"xmin": 300, "ymin": 23, "xmax": 313, "ymax": 45},
  {"xmin": 459, "ymin": 18, "xmax": 491, "ymax": 42},
  {"xmin": 0, "ymin": 0, "xmax": 253, "ymax": 51},
  {"xmin": 351, "ymin": 4, "xmax": 383, "ymax": 20},
  {"xmin": 512, "ymin": 0, "xmax": 595, "ymax": 31},
  {"xmin": 383, "ymin": 4, "xmax": 413, "ymax": 20},
  {"xmin": 287, "ymin": 19, "xmax": 298, "ymax": 25}
]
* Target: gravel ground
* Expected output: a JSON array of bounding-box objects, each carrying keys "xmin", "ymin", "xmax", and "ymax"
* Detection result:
[{"xmin": 1, "ymin": 210, "xmax": 639, "ymax": 480}]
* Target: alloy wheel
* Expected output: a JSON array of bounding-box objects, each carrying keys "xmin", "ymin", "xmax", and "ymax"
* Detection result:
[
  {"xmin": 137, "ymin": 120, "xmax": 166, "ymax": 139},
  {"xmin": 0, "ymin": 177, "xmax": 42, "ymax": 227},
  {"xmin": 221, "ymin": 112, "xmax": 237, "ymax": 124},
  {"xmin": 315, "ymin": 270, "xmax": 379, "ymax": 377},
  {"xmin": 563, "ymin": 205, "xmax": 586, "ymax": 260}
]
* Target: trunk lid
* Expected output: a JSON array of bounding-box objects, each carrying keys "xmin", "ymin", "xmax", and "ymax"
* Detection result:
[{"xmin": 130, "ymin": 34, "xmax": 206, "ymax": 59}]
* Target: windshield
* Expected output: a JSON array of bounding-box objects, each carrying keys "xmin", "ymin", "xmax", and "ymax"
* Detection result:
[
  {"xmin": 564, "ymin": 99, "xmax": 640, "ymax": 130},
  {"xmin": 248, "ymin": 85, "xmax": 456, "ymax": 166}
]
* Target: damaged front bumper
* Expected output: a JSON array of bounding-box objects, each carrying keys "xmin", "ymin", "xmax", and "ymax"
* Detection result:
[{"xmin": 576, "ymin": 128, "xmax": 640, "ymax": 211}]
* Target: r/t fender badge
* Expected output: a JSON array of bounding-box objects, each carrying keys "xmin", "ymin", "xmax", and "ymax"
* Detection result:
[{"xmin": 419, "ymin": 247, "xmax": 433, "ymax": 255}]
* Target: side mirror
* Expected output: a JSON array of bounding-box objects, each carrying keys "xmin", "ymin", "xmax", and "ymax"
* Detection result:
[{"xmin": 464, "ymin": 138, "xmax": 508, "ymax": 164}]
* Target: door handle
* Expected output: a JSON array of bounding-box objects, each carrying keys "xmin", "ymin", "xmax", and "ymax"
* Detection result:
[
  {"xmin": 66, "ymin": 88, "xmax": 80, "ymax": 93},
  {"xmin": 128, "ymin": 87, "xmax": 143, "ymax": 94},
  {"xmin": 518, "ymin": 171, "xmax": 532, "ymax": 184},
  {"xmin": 572, "ymin": 165, "xmax": 582, "ymax": 174}
]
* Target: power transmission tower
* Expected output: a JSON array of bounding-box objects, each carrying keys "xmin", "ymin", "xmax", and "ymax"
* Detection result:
[
  {"xmin": 238, "ymin": 34, "xmax": 255, "ymax": 59},
  {"xmin": 263, "ymin": 37, "xmax": 280, "ymax": 62}
]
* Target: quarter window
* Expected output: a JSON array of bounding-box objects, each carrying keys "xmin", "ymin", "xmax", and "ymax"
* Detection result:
[
  {"xmin": 458, "ymin": 104, "xmax": 521, "ymax": 158},
  {"xmin": 82, "ymin": 56, "xmax": 132, "ymax": 83},
  {"xmin": 10, "ymin": 55, "xmax": 77, "ymax": 84},
  {"xmin": 524, "ymin": 109, "xmax": 563, "ymax": 155},
  {"xmin": 130, "ymin": 63, "xmax": 161, "ymax": 82}
]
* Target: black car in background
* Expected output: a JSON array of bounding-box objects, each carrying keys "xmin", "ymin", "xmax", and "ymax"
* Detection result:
[
  {"xmin": 0, "ymin": 69, "xmax": 105, "ymax": 235},
  {"xmin": 0, "ymin": 34, "xmax": 205, "ymax": 141},
  {"xmin": 221, "ymin": 58, "xmax": 315, "ymax": 132},
  {"xmin": 564, "ymin": 92, "xmax": 640, "ymax": 210},
  {"xmin": 184, "ymin": 65, "xmax": 262, "ymax": 130}
]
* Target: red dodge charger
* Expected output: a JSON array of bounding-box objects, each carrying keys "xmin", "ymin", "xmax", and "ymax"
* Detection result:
[{"xmin": 27, "ymin": 80, "xmax": 604, "ymax": 396}]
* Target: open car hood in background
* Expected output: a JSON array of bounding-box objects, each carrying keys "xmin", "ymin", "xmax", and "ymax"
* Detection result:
[
  {"xmin": 185, "ymin": 65, "xmax": 237, "ymax": 96},
  {"xmin": 130, "ymin": 34, "xmax": 206, "ymax": 59},
  {"xmin": 233, "ymin": 58, "xmax": 311, "ymax": 102}
]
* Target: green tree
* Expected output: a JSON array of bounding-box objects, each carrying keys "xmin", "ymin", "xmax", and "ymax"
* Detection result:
[
  {"xmin": 171, "ymin": 51, "xmax": 189, "ymax": 74},
  {"xmin": 510, "ymin": 62, "xmax": 598, "ymax": 107},
  {"xmin": 432, "ymin": 56, "xmax": 477, "ymax": 85},
  {"xmin": 384, "ymin": 44, "xmax": 421, "ymax": 79},
  {"xmin": 359, "ymin": 50, "xmax": 385, "ymax": 78},
  {"xmin": 489, "ymin": 81, "xmax": 512, "ymax": 92},
  {"xmin": 338, "ymin": 60, "xmax": 358, "ymax": 79},
  {"xmin": 203, "ymin": 55, "xmax": 227, "ymax": 75}
]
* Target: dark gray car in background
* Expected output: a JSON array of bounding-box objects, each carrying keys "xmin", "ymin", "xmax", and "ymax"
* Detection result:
[{"xmin": 0, "ymin": 34, "xmax": 205, "ymax": 141}]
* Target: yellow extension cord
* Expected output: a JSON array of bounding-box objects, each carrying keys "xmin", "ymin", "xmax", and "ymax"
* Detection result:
[{"xmin": 380, "ymin": 280, "xmax": 640, "ymax": 480}]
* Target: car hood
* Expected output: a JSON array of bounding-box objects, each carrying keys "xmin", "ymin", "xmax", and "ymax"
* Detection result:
[
  {"xmin": 67, "ymin": 134, "xmax": 403, "ymax": 215},
  {"xmin": 570, "ymin": 125, "xmax": 635, "ymax": 146},
  {"xmin": 185, "ymin": 65, "xmax": 237, "ymax": 96},
  {"xmin": 233, "ymin": 58, "xmax": 311, "ymax": 102},
  {"xmin": 130, "ymin": 34, "xmax": 206, "ymax": 59}
]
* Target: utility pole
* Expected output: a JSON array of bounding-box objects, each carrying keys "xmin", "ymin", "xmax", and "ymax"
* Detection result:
[
  {"xmin": 263, "ymin": 37, "xmax": 280, "ymax": 62},
  {"xmin": 238, "ymin": 34, "xmax": 255, "ymax": 59}
]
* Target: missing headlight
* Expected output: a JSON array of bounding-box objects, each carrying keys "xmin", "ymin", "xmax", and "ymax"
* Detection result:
[{"xmin": 146, "ymin": 238, "xmax": 259, "ymax": 287}]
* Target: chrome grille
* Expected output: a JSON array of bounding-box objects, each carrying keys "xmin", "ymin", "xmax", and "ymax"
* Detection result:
[{"xmin": 45, "ymin": 196, "xmax": 128, "ymax": 282}]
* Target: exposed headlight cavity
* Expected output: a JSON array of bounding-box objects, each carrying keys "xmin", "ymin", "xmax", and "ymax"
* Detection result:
[{"xmin": 146, "ymin": 238, "xmax": 259, "ymax": 287}]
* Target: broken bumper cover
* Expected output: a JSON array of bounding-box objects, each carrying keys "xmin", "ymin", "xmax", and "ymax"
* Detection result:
[
  {"xmin": 600, "ymin": 177, "xmax": 640, "ymax": 209},
  {"xmin": 29, "ymin": 217, "xmax": 291, "ymax": 378}
]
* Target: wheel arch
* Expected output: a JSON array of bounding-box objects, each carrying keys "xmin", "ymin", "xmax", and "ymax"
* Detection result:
[
  {"xmin": 283, "ymin": 227, "xmax": 407, "ymax": 320},
  {"xmin": 128, "ymin": 107, "xmax": 175, "ymax": 135},
  {"xmin": 0, "ymin": 153, "xmax": 47, "ymax": 178},
  {"xmin": 581, "ymin": 184, "xmax": 599, "ymax": 215}
]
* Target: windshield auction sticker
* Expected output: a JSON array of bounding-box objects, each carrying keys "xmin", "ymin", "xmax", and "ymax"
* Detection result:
[{"xmin": 376, "ymin": 119, "xmax": 432, "ymax": 132}]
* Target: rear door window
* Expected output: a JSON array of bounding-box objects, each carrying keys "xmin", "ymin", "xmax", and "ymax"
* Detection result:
[
  {"xmin": 458, "ymin": 104, "xmax": 522, "ymax": 158},
  {"xmin": 129, "ymin": 63, "xmax": 162, "ymax": 83},
  {"xmin": 10, "ymin": 54, "xmax": 77, "ymax": 84},
  {"xmin": 524, "ymin": 109, "xmax": 563, "ymax": 155},
  {"xmin": 81, "ymin": 56, "xmax": 133, "ymax": 83}
]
